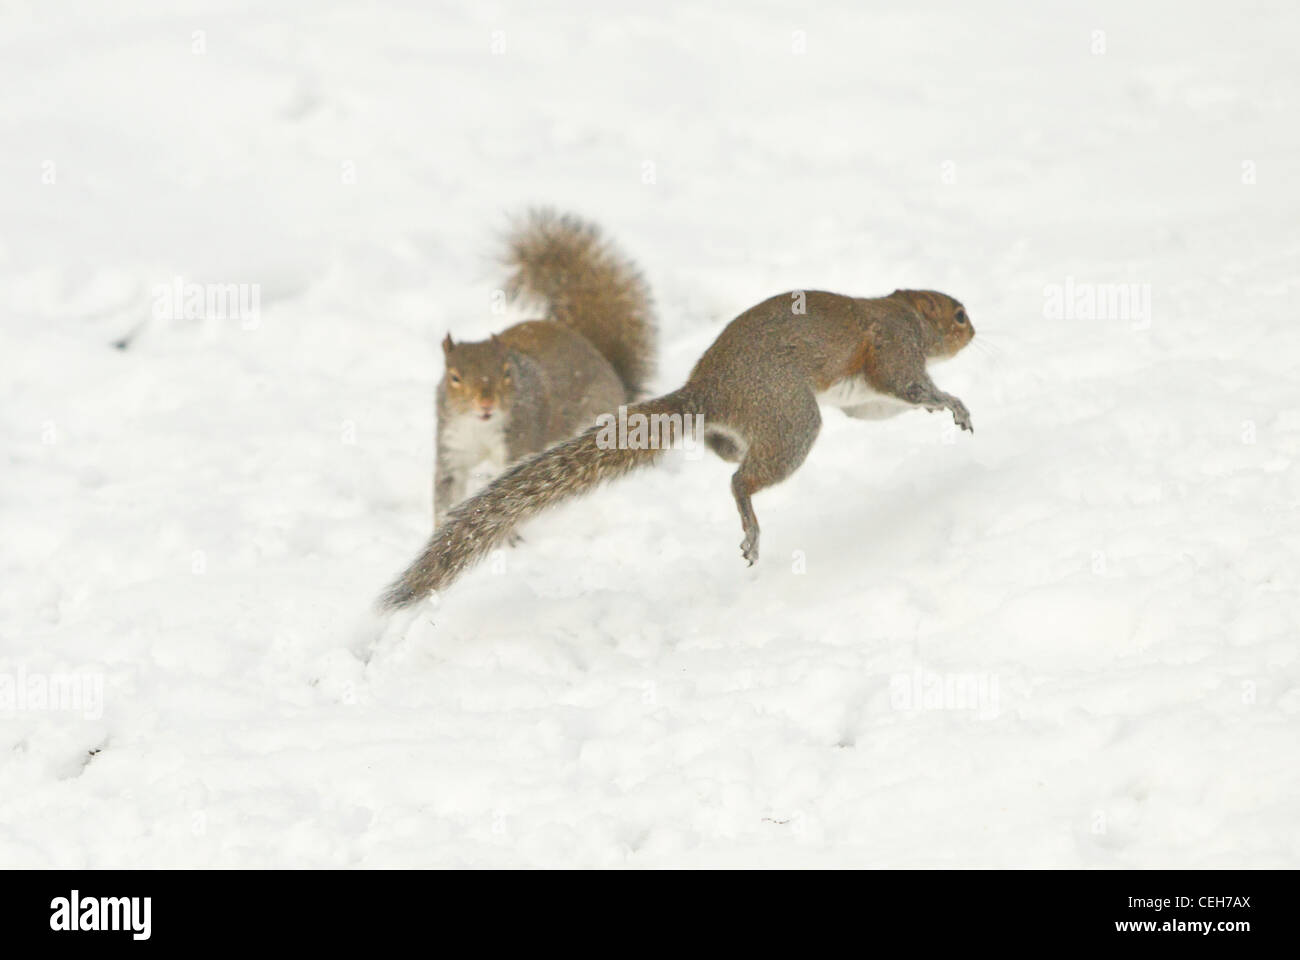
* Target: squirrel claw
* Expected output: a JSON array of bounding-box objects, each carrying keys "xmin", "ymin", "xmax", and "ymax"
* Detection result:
[
  {"xmin": 740, "ymin": 538, "xmax": 759, "ymax": 566},
  {"xmin": 947, "ymin": 399, "xmax": 973, "ymax": 434}
]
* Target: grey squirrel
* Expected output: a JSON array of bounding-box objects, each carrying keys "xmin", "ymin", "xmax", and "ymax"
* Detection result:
[
  {"xmin": 433, "ymin": 210, "xmax": 655, "ymax": 527},
  {"xmin": 383, "ymin": 287, "xmax": 974, "ymax": 610}
]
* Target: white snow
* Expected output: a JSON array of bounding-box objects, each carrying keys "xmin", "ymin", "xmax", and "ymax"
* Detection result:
[{"xmin": 1, "ymin": 0, "xmax": 1297, "ymax": 867}]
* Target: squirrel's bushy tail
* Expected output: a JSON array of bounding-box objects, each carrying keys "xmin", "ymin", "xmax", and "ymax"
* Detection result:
[
  {"xmin": 380, "ymin": 389, "xmax": 693, "ymax": 610},
  {"xmin": 503, "ymin": 208, "xmax": 656, "ymax": 396}
]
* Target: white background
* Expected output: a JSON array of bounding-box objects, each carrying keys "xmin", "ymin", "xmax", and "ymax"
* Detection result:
[{"xmin": 1, "ymin": 0, "xmax": 1296, "ymax": 866}]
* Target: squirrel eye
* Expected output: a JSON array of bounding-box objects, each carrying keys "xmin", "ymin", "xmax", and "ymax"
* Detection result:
[
  {"xmin": 955, "ymin": 310, "xmax": 968, "ymax": 325},
  {"xmin": 448, "ymin": 371, "xmax": 461, "ymax": 385}
]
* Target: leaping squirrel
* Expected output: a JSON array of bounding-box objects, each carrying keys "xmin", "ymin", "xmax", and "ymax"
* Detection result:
[{"xmin": 383, "ymin": 287, "xmax": 974, "ymax": 610}]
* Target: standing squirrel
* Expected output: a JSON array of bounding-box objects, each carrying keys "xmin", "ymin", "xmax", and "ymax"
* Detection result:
[
  {"xmin": 433, "ymin": 210, "xmax": 655, "ymax": 527},
  {"xmin": 382, "ymin": 288, "xmax": 974, "ymax": 609}
]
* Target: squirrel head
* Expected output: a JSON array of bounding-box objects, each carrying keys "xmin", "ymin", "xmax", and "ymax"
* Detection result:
[
  {"xmin": 440, "ymin": 333, "xmax": 516, "ymax": 422},
  {"xmin": 890, "ymin": 290, "xmax": 974, "ymax": 359}
]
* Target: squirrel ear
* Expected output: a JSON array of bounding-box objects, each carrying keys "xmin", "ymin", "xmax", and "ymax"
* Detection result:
[{"xmin": 441, "ymin": 333, "xmax": 454, "ymax": 354}]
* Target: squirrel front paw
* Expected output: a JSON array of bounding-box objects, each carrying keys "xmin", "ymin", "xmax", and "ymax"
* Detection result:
[
  {"xmin": 740, "ymin": 533, "xmax": 759, "ymax": 566},
  {"xmin": 947, "ymin": 398, "xmax": 973, "ymax": 433}
]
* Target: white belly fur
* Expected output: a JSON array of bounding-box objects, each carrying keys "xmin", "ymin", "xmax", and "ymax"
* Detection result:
[
  {"xmin": 815, "ymin": 376, "xmax": 910, "ymax": 412},
  {"xmin": 440, "ymin": 412, "xmax": 509, "ymax": 473}
]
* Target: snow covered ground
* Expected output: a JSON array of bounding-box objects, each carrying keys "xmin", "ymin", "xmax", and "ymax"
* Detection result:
[{"xmin": 2, "ymin": 0, "xmax": 1297, "ymax": 867}]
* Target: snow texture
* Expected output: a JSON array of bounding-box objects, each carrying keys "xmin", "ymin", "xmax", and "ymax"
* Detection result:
[{"xmin": 1, "ymin": 0, "xmax": 1297, "ymax": 867}]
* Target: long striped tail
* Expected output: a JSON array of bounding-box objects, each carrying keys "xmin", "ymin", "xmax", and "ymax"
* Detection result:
[{"xmin": 379, "ymin": 389, "xmax": 694, "ymax": 610}]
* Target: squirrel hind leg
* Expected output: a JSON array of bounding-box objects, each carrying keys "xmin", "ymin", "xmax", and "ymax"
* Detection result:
[
  {"xmin": 704, "ymin": 428, "xmax": 745, "ymax": 463},
  {"xmin": 727, "ymin": 399, "xmax": 822, "ymax": 566},
  {"xmin": 730, "ymin": 471, "xmax": 761, "ymax": 566}
]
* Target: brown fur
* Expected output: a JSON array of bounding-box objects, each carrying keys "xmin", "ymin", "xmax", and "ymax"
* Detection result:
[
  {"xmin": 434, "ymin": 211, "xmax": 656, "ymax": 527},
  {"xmin": 503, "ymin": 209, "xmax": 656, "ymax": 396},
  {"xmin": 384, "ymin": 287, "xmax": 973, "ymax": 609},
  {"xmin": 384, "ymin": 390, "xmax": 690, "ymax": 608}
]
